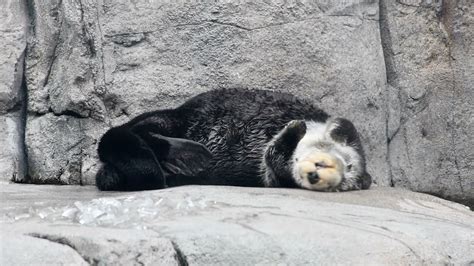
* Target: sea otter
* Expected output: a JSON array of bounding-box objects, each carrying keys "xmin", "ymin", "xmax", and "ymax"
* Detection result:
[{"xmin": 96, "ymin": 88, "xmax": 372, "ymax": 191}]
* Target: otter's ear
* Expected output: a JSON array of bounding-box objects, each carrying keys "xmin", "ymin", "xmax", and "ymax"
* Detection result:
[
  {"xmin": 329, "ymin": 118, "xmax": 360, "ymax": 145},
  {"xmin": 148, "ymin": 133, "xmax": 213, "ymax": 177}
]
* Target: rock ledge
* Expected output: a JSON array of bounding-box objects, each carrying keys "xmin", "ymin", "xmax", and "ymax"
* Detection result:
[{"xmin": 1, "ymin": 184, "xmax": 473, "ymax": 265}]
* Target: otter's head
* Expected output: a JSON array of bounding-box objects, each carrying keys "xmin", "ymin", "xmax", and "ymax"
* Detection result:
[{"xmin": 291, "ymin": 119, "xmax": 365, "ymax": 191}]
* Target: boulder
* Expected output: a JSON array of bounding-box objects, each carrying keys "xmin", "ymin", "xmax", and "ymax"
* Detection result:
[
  {"xmin": 381, "ymin": 0, "xmax": 474, "ymax": 206},
  {"xmin": 25, "ymin": 114, "xmax": 106, "ymax": 184},
  {"xmin": 1, "ymin": 184, "xmax": 473, "ymax": 265}
]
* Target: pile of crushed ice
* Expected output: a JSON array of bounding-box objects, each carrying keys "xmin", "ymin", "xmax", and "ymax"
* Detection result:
[{"xmin": 7, "ymin": 195, "xmax": 215, "ymax": 229}]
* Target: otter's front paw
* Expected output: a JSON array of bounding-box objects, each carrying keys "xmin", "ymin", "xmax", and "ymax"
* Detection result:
[{"xmin": 283, "ymin": 120, "xmax": 307, "ymax": 141}]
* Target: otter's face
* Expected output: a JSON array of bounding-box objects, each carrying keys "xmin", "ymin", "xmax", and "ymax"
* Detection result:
[
  {"xmin": 296, "ymin": 152, "xmax": 344, "ymax": 190},
  {"xmin": 291, "ymin": 120, "xmax": 362, "ymax": 191}
]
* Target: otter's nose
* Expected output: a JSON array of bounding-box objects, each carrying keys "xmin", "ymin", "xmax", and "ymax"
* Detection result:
[{"xmin": 307, "ymin": 171, "xmax": 320, "ymax": 184}]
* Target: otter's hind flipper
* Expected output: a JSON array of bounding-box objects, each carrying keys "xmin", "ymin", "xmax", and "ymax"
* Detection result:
[
  {"xmin": 96, "ymin": 126, "xmax": 166, "ymax": 191},
  {"xmin": 134, "ymin": 131, "xmax": 213, "ymax": 183},
  {"xmin": 156, "ymin": 135, "xmax": 212, "ymax": 177}
]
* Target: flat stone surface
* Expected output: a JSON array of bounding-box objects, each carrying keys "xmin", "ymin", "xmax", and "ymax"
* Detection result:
[{"xmin": 1, "ymin": 183, "xmax": 473, "ymax": 265}]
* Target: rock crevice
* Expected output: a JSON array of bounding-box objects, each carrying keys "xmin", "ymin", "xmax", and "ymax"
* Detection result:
[
  {"xmin": 171, "ymin": 240, "xmax": 189, "ymax": 266},
  {"xmin": 378, "ymin": 0, "xmax": 397, "ymax": 187},
  {"xmin": 28, "ymin": 233, "xmax": 93, "ymax": 264}
]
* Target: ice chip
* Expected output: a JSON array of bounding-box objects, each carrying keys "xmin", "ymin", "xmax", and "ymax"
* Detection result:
[
  {"xmin": 124, "ymin": 196, "xmax": 136, "ymax": 202},
  {"xmin": 77, "ymin": 203, "xmax": 106, "ymax": 225},
  {"xmin": 96, "ymin": 213, "xmax": 117, "ymax": 226},
  {"xmin": 62, "ymin": 207, "xmax": 78, "ymax": 219},
  {"xmin": 135, "ymin": 197, "xmax": 153, "ymax": 208},
  {"xmin": 74, "ymin": 201, "xmax": 85, "ymax": 212},
  {"xmin": 198, "ymin": 199, "xmax": 207, "ymax": 209},
  {"xmin": 137, "ymin": 208, "xmax": 157, "ymax": 218},
  {"xmin": 186, "ymin": 198, "xmax": 195, "ymax": 208},
  {"xmin": 101, "ymin": 198, "xmax": 122, "ymax": 208},
  {"xmin": 38, "ymin": 207, "xmax": 56, "ymax": 219},
  {"xmin": 14, "ymin": 213, "xmax": 31, "ymax": 221},
  {"xmin": 155, "ymin": 198, "xmax": 164, "ymax": 206}
]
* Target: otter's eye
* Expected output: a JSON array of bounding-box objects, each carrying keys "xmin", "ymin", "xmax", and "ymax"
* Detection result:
[
  {"xmin": 315, "ymin": 162, "xmax": 326, "ymax": 168},
  {"xmin": 347, "ymin": 164, "xmax": 353, "ymax": 170}
]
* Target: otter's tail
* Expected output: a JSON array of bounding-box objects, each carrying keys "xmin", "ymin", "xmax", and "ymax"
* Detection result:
[{"xmin": 96, "ymin": 126, "xmax": 166, "ymax": 191}]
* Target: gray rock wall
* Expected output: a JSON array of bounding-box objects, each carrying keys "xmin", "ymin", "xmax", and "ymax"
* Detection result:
[
  {"xmin": 0, "ymin": 0, "xmax": 472, "ymax": 206},
  {"xmin": 23, "ymin": 0, "xmax": 390, "ymax": 186},
  {"xmin": 381, "ymin": 0, "xmax": 473, "ymax": 206},
  {"xmin": 0, "ymin": 0, "xmax": 28, "ymax": 183}
]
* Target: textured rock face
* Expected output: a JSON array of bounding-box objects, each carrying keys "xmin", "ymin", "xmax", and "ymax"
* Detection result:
[
  {"xmin": 0, "ymin": 0, "xmax": 28, "ymax": 182},
  {"xmin": 381, "ymin": 0, "xmax": 474, "ymax": 206},
  {"xmin": 25, "ymin": 114, "xmax": 105, "ymax": 184},
  {"xmin": 23, "ymin": 0, "xmax": 389, "ymax": 186},
  {"xmin": 1, "ymin": 185, "xmax": 473, "ymax": 265},
  {"xmin": 0, "ymin": 0, "xmax": 472, "ymax": 205}
]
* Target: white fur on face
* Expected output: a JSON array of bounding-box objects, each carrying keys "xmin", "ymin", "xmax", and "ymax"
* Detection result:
[{"xmin": 291, "ymin": 120, "xmax": 362, "ymax": 191}]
